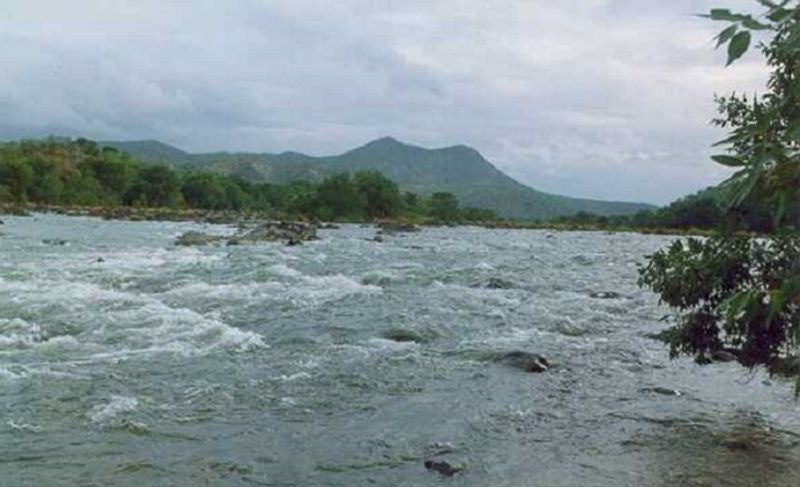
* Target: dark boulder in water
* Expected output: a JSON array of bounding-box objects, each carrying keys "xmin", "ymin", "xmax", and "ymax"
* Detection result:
[
  {"xmin": 378, "ymin": 220, "xmax": 420, "ymax": 234},
  {"xmin": 175, "ymin": 231, "xmax": 224, "ymax": 246},
  {"xmin": 382, "ymin": 328, "xmax": 439, "ymax": 344},
  {"xmin": 497, "ymin": 351, "xmax": 550, "ymax": 373},
  {"xmin": 472, "ymin": 277, "xmax": 515, "ymax": 290},
  {"xmin": 640, "ymin": 386, "xmax": 682, "ymax": 396},
  {"xmin": 424, "ymin": 460, "xmax": 463, "ymax": 477},
  {"xmin": 42, "ymin": 239, "xmax": 67, "ymax": 246},
  {"xmin": 590, "ymin": 291, "xmax": 622, "ymax": 299},
  {"xmin": 711, "ymin": 350, "xmax": 738, "ymax": 363},
  {"xmin": 285, "ymin": 239, "xmax": 303, "ymax": 247},
  {"xmin": 370, "ymin": 234, "xmax": 384, "ymax": 243}
]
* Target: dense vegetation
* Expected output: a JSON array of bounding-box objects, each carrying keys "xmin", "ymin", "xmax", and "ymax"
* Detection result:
[
  {"xmin": 638, "ymin": 1, "xmax": 800, "ymax": 385},
  {"xmin": 101, "ymin": 137, "xmax": 655, "ymax": 220},
  {"xmin": 0, "ymin": 137, "xmax": 496, "ymax": 223},
  {"xmin": 554, "ymin": 182, "xmax": 793, "ymax": 232}
]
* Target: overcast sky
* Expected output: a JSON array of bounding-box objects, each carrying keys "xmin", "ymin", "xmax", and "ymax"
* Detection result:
[{"xmin": 0, "ymin": 0, "xmax": 767, "ymax": 204}]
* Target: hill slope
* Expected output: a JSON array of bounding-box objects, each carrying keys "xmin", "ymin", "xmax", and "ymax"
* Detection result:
[{"xmin": 100, "ymin": 137, "xmax": 655, "ymax": 220}]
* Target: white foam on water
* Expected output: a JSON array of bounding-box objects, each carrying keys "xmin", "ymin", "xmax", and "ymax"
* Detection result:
[
  {"xmin": 360, "ymin": 270, "xmax": 401, "ymax": 286},
  {"xmin": 103, "ymin": 247, "xmax": 224, "ymax": 270},
  {"xmin": 364, "ymin": 337, "xmax": 417, "ymax": 352},
  {"xmin": 286, "ymin": 274, "xmax": 382, "ymax": 305},
  {"xmin": 88, "ymin": 300, "xmax": 266, "ymax": 360},
  {"xmin": 0, "ymin": 318, "xmax": 42, "ymax": 349},
  {"xmin": 2, "ymin": 280, "xmax": 146, "ymax": 310},
  {"xmin": 267, "ymin": 264, "xmax": 302, "ymax": 278},
  {"xmin": 88, "ymin": 396, "xmax": 139, "ymax": 424},
  {"xmin": 275, "ymin": 371, "xmax": 312, "ymax": 382},
  {"xmin": 162, "ymin": 281, "xmax": 278, "ymax": 301},
  {"xmin": 6, "ymin": 419, "xmax": 43, "ymax": 433},
  {"xmin": 0, "ymin": 366, "xmax": 27, "ymax": 380}
]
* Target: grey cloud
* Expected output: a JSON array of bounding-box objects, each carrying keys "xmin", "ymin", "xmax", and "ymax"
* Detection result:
[{"xmin": 0, "ymin": 0, "xmax": 768, "ymax": 203}]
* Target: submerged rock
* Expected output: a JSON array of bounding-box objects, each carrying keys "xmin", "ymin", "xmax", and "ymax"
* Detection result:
[
  {"xmin": 590, "ymin": 291, "xmax": 623, "ymax": 299},
  {"xmin": 175, "ymin": 231, "xmax": 224, "ymax": 246},
  {"xmin": 424, "ymin": 460, "xmax": 463, "ymax": 477},
  {"xmin": 319, "ymin": 223, "xmax": 340, "ymax": 229},
  {"xmin": 382, "ymin": 328, "xmax": 439, "ymax": 344},
  {"xmin": 640, "ymin": 386, "xmax": 682, "ymax": 396},
  {"xmin": 769, "ymin": 356, "xmax": 800, "ymax": 376},
  {"xmin": 42, "ymin": 239, "xmax": 67, "ymax": 246},
  {"xmin": 497, "ymin": 351, "xmax": 550, "ymax": 373},
  {"xmin": 285, "ymin": 239, "xmax": 303, "ymax": 247},
  {"xmin": 370, "ymin": 235, "xmax": 384, "ymax": 243},
  {"xmin": 232, "ymin": 221, "xmax": 317, "ymax": 244},
  {"xmin": 471, "ymin": 277, "xmax": 515, "ymax": 290},
  {"xmin": 378, "ymin": 221, "xmax": 421, "ymax": 234},
  {"xmin": 711, "ymin": 350, "xmax": 738, "ymax": 363}
]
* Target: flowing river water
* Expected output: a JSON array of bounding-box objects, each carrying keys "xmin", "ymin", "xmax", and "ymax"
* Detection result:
[{"xmin": 1, "ymin": 214, "xmax": 800, "ymax": 486}]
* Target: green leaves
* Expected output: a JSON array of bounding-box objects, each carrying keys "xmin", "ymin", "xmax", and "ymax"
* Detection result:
[
  {"xmin": 727, "ymin": 31, "xmax": 752, "ymax": 65},
  {"xmin": 704, "ymin": 8, "xmax": 752, "ymax": 22},
  {"xmin": 711, "ymin": 154, "xmax": 746, "ymax": 167},
  {"xmin": 716, "ymin": 25, "xmax": 739, "ymax": 48},
  {"xmin": 642, "ymin": 1, "xmax": 800, "ymax": 392}
]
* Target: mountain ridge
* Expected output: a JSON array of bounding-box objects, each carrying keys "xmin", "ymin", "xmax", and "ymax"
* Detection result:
[{"xmin": 100, "ymin": 137, "xmax": 655, "ymax": 220}]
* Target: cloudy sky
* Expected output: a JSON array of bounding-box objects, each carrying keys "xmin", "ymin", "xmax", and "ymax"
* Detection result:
[{"xmin": 0, "ymin": 0, "xmax": 767, "ymax": 204}]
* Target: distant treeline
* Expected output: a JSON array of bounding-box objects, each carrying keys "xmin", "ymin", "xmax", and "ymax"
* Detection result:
[
  {"xmin": 554, "ymin": 188, "xmax": 798, "ymax": 233},
  {"xmin": 0, "ymin": 137, "xmax": 497, "ymax": 222}
]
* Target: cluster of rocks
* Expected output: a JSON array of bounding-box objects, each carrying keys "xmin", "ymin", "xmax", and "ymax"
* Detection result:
[
  {"xmin": 175, "ymin": 221, "xmax": 318, "ymax": 247},
  {"xmin": 229, "ymin": 221, "xmax": 317, "ymax": 245},
  {"xmin": 368, "ymin": 220, "xmax": 422, "ymax": 242},
  {"xmin": 378, "ymin": 220, "xmax": 421, "ymax": 234}
]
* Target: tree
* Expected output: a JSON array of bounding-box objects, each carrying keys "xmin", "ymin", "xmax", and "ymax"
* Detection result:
[
  {"xmin": 0, "ymin": 158, "xmax": 33, "ymax": 202},
  {"xmin": 428, "ymin": 192, "xmax": 460, "ymax": 221},
  {"xmin": 353, "ymin": 171, "xmax": 401, "ymax": 219},
  {"xmin": 312, "ymin": 173, "xmax": 365, "ymax": 219},
  {"xmin": 639, "ymin": 2, "xmax": 800, "ymax": 383},
  {"xmin": 125, "ymin": 165, "xmax": 181, "ymax": 207},
  {"xmin": 181, "ymin": 172, "xmax": 227, "ymax": 209}
]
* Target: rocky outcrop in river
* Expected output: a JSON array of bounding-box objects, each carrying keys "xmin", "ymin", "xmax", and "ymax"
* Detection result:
[
  {"xmin": 230, "ymin": 221, "xmax": 318, "ymax": 244},
  {"xmin": 176, "ymin": 221, "xmax": 318, "ymax": 247}
]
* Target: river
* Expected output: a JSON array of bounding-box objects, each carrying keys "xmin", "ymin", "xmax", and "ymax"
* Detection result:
[{"xmin": 1, "ymin": 214, "xmax": 799, "ymax": 486}]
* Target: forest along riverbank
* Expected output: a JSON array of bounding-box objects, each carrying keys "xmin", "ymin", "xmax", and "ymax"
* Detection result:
[{"xmin": 1, "ymin": 214, "xmax": 798, "ymax": 486}]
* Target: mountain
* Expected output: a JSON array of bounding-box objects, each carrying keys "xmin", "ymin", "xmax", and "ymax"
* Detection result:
[
  {"xmin": 102, "ymin": 140, "xmax": 192, "ymax": 165},
  {"xmin": 100, "ymin": 137, "xmax": 655, "ymax": 220}
]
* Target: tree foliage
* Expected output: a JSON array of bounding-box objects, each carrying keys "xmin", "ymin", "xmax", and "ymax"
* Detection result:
[
  {"xmin": 0, "ymin": 137, "xmax": 495, "ymax": 223},
  {"xmin": 639, "ymin": 1, "xmax": 800, "ymax": 380}
]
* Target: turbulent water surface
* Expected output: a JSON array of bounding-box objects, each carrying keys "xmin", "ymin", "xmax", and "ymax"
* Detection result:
[{"xmin": 2, "ymin": 214, "xmax": 800, "ymax": 486}]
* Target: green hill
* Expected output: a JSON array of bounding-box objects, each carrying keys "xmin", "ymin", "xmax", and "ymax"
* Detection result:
[{"xmin": 100, "ymin": 137, "xmax": 655, "ymax": 220}]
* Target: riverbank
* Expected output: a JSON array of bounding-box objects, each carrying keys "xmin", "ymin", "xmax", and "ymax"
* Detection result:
[{"xmin": 0, "ymin": 202, "xmax": 721, "ymax": 237}]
